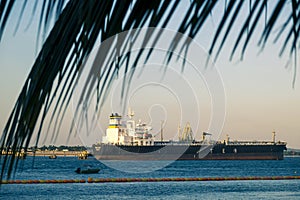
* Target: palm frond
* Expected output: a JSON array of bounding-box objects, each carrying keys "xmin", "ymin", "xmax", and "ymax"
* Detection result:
[{"xmin": 0, "ymin": 0, "xmax": 15, "ymax": 40}]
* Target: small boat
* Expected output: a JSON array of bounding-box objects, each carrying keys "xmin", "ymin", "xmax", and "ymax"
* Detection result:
[{"xmin": 75, "ymin": 167, "xmax": 100, "ymax": 174}]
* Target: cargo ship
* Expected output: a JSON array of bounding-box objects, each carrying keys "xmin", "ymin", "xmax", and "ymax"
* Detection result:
[{"xmin": 92, "ymin": 110, "xmax": 287, "ymax": 160}]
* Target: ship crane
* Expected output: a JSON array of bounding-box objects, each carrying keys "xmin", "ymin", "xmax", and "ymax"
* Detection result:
[
  {"xmin": 179, "ymin": 122, "xmax": 194, "ymax": 143},
  {"xmin": 202, "ymin": 132, "xmax": 212, "ymax": 143}
]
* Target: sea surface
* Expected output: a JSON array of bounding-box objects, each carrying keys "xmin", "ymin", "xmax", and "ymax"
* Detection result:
[{"xmin": 1, "ymin": 156, "xmax": 300, "ymax": 199}]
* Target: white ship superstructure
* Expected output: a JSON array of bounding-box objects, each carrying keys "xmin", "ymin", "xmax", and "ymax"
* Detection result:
[{"xmin": 102, "ymin": 109, "xmax": 154, "ymax": 146}]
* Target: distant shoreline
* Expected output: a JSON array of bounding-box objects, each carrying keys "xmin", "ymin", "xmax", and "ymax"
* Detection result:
[{"xmin": 26, "ymin": 151, "xmax": 83, "ymax": 157}]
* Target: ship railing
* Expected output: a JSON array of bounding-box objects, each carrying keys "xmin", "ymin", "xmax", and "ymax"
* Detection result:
[
  {"xmin": 154, "ymin": 141, "xmax": 193, "ymax": 145},
  {"xmin": 153, "ymin": 140, "xmax": 215, "ymax": 146},
  {"xmin": 220, "ymin": 141, "xmax": 287, "ymax": 145}
]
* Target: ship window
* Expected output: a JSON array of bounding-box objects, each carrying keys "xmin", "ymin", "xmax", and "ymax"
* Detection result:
[
  {"xmin": 233, "ymin": 148, "xmax": 237, "ymax": 153},
  {"xmin": 222, "ymin": 148, "xmax": 225, "ymax": 154}
]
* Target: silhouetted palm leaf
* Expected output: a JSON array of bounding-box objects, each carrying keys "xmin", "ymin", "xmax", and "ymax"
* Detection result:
[{"xmin": 0, "ymin": 0, "xmax": 299, "ymax": 180}]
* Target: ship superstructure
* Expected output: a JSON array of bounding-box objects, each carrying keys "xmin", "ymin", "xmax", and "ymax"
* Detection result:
[{"xmin": 102, "ymin": 109, "xmax": 154, "ymax": 146}]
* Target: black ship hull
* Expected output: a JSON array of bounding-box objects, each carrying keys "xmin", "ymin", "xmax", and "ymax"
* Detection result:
[{"xmin": 92, "ymin": 143, "xmax": 287, "ymax": 160}]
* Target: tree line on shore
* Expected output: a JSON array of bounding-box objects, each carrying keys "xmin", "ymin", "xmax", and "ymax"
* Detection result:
[{"xmin": 28, "ymin": 145, "xmax": 87, "ymax": 152}]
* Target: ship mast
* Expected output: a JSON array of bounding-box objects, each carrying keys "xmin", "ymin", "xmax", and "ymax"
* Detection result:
[
  {"xmin": 178, "ymin": 124, "xmax": 181, "ymax": 141},
  {"xmin": 128, "ymin": 107, "xmax": 134, "ymax": 119},
  {"xmin": 160, "ymin": 120, "xmax": 164, "ymax": 142}
]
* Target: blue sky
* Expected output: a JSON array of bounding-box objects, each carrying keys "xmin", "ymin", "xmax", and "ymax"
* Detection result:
[{"xmin": 0, "ymin": 1, "xmax": 299, "ymax": 148}]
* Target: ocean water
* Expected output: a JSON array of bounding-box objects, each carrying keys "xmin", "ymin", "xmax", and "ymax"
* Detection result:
[{"xmin": 1, "ymin": 157, "xmax": 300, "ymax": 199}]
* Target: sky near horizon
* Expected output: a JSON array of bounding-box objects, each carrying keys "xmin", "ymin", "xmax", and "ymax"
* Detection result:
[{"xmin": 0, "ymin": 1, "xmax": 300, "ymax": 148}]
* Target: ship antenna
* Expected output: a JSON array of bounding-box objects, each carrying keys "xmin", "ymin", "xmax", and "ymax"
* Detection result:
[
  {"xmin": 128, "ymin": 107, "xmax": 134, "ymax": 119},
  {"xmin": 161, "ymin": 120, "xmax": 164, "ymax": 142},
  {"xmin": 226, "ymin": 134, "xmax": 230, "ymax": 145},
  {"xmin": 178, "ymin": 124, "xmax": 181, "ymax": 141}
]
